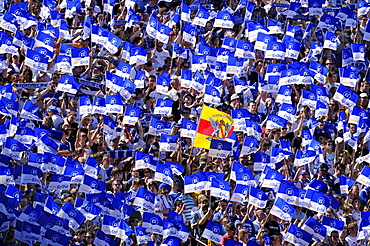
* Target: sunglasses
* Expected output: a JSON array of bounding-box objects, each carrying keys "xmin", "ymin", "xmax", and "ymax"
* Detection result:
[
  {"xmin": 81, "ymin": 135, "xmax": 87, "ymax": 137},
  {"xmin": 326, "ymin": 63, "xmax": 333, "ymax": 65},
  {"xmin": 247, "ymin": 162, "xmax": 254, "ymax": 166}
]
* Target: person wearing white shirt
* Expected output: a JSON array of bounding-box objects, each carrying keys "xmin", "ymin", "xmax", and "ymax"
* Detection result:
[
  {"xmin": 345, "ymin": 222, "xmax": 359, "ymax": 246},
  {"xmin": 151, "ymin": 41, "xmax": 170, "ymax": 69}
]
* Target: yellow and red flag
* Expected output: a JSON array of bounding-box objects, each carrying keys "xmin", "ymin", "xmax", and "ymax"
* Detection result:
[{"xmin": 193, "ymin": 105, "xmax": 234, "ymax": 149}]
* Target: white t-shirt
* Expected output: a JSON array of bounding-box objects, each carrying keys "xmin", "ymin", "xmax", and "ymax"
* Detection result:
[
  {"xmin": 152, "ymin": 49, "xmax": 170, "ymax": 69},
  {"xmin": 346, "ymin": 234, "xmax": 358, "ymax": 246}
]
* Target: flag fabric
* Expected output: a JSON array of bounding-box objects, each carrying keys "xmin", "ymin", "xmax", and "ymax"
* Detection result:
[
  {"xmin": 249, "ymin": 186, "xmax": 268, "ymax": 208},
  {"xmin": 322, "ymin": 216, "xmax": 345, "ymax": 233},
  {"xmin": 284, "ymin": 224, "xmax": 313, "ymax": 246},
  {"xmin": 142, "ymin": 212, "xmax": 163, "ymax": 234},
  {"xmin": 154, "ymin": 163, "xmax": 173, "ymax": 186},
  {"xmin": 352, "ymin": 44, "xmax": 365, "ymax": 61},
  {"xmin": 202, "ymin": 221, "xmax": 223, "ymax": 244},
  {"xmin": 214, "ymin": 11, "xmax": 235, "ymax": 29},
  {"xmin": 148, "ymin": 118, "xmax": 172, "ymax": 136},
  {"xmin": 333, "ymin": 84, "xmax": 359, "ymax": 109},
  {"xmin": 193, "ymin": 6, "xmax": 210, "ymax": 27},
  {"xmin": 193, "ymin": 105, "xmax": 234, "ymax": 149},
  {"xmin": 230, "ymin": 184, "xmax": 250, "ymax": 203},
  {"xmin": 208, "ymin": 139, "xmax": 232, "ymax": 158},
  {"xmin": 323, "ymin": 31, "xmax": 339, "ymax": 50},
  {"xmin": 159, "ymin": 134, "xmax": 178, "ymax": 152},
  {"xmin": 180, "ymin": 119, "xmax": 197, "ymax": 139},
  {"xmin": 123, "ymin": 107, "xmax": 140, "ymax": 125},
  {"xmin": 154, "ymin": 99, "xmax": 174, "ymax": 115},
  {"xmin": 266, "ymin": 114, "xmax": 287, "ymax": 130},
  {"xmin": 133, "ymin": 188, "xmax": 155, "ymax": 211},
  {"xmin": 204, "ymin": 85, "xmax": 221, "ymax": 105},
  {"xmin": 106, "ymin": 95, "xmax": 123, "ymax": 114},
  {"xmin": 301, "ymin": 217, "xmax": 327, "ymax": 242},
  {"xmin": 210, "ymin": 179, "xmax": 230, "ymax": 200},
  {"xmin": 2, "ymin": 138, "xmax": 27, "ymax": 160},
  {"xmin": 24, "ymin": 49, "xmax": 48, "ymax": 72},
  {"xmin": 57, "ymin": 201, "xmax": 86, "ymax": 230},
  {"xmin": 270, "ymin": 197, "xmax": 296, "ymax": 221},
  {"xmin": 357, "ymin": 166, "xmax": 370, "ymax": 186},
  {"xmin": 93, "ymin": 229, "xmax": 117, "ymax": 246},
  {"xmin": 184, "ymin": 172, "xmax": 208, "ymax": 193}
]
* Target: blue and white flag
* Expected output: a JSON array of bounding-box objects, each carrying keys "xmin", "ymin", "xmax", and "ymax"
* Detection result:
[
  {"xmin": 133, "ymin": 188, "xmax": 155, "ymax": 212},
  {"xmin": 255, "ymin": 33, "xmax": 277, "ymax": 51},
  {"xmin": 333, "ymin": 84, "xmax": 359, "ymax": 108},
  {"xmin": 214, "ymin": 10, "xmax": 235, "ymax": 28},
  {"xmin": 202, "ymin": 221, "xmax": 223, "ymax": 244},
  {"xmin": 135, "ymin": 226, "xmax": 152, "ymax": 245},
  {"xmin": 0, "ymin": 12, "xmax": 18, "ymax": 33},
  {"xmin": 74, "ymin": 197, "xmax": 102, "ymax": 220},
  {"xmin": 204, "ymin": 85, "xmax": 221, "ymax": 105},
  {"xmin": 241, "ymin": 136, "xmax": 258, "ymax": 155},
  {"xmin": 249, "ymin": 186, "xmax": 268, "ymax": 208},
  {"xmin": 301, "ymin": 217, "xmax": 326, "ymax": 242},
  {"xmin": 308, "ymin": 179, "xmax": 328, "ymax": 194},
  {"xmin": 279, "ymin": 68, "xmax": 299, "ymax": 86},
  {"xmin": 161, "ymin": 236, "xmax": 182, "ymax": 246},
  {"xmin": 323, "ymin": 31, "xmax": 339, "ymax": 50},
  {"xmin": 267, "ymin": 19, "xmax": 283, "ymax": 34},
  {"xmin": 348, "ymin": 106, "xmax": 366, "ymax": 126},
  {"xmin": 184, "ymin": 172, "xmax": 207, "ymax": 193},
  {"xmin": 306, "ymin": 189, "xmax": 330, "ymax": 213},
  {"xmin": 129, "ymin": 45, "xmax": 147, "ymax": 65},
  {"xmin": 122, "ymin": 107, "xmax": 140, "ymax": 125},
  {"xmin": 142, "ymin": 212, "xmax": 163, "ymax": 234},
  {"xmin": 160, "ymin": 134, "xmax": 178, "ymax": 152},
  {"xmin": 180, "ymin": 119, "xmax": 197, "ymax": 139},
  {"xmin": 270, "ymin": 197, "xmax": 296, "ymax": 221},
  {"xmin": 235, "ymin": 39, "xmax": 255, "ymax": 59},
  {"xmin": 276, "ymin": 85, "xmax": 292, "ymax": 104},
  {"xmin": 71, "ymin": 48, "xmax": 89, "ymax": 67},
  {"xmin": 277, "ymin": 183, "xmax": 299, "ymax": 206},
  {"xmin": 156, "ymin": 75, "xmax": 171, "ymax": 94},
  {"xmin": 284, "ymin": 224, "xmax": 313, "ymax": 246},
  {"xmin": 278, "ymin": 103, "xmax": 295, "ymax": 122},
  {"xmin": 79, "ymin": 175, "xmax": 107, "ymax": 194},
  {"xmin": 192, "ymin": 70, "xmax": 205, "ymax": 92},
  {"xmin": 116, "ymin": 61, "xmax": 132, "ymax": 79},
  {"xmin": 210, "ymin": 179, "xmax": 230, "ymax": 200},
  {"xmin": 230, "ymin": 184, "xmax": 250, "ymax": 203},
  {"xmin": 105, "ymin": 32, "xmax": 122, "ymax": 54},
  {"xmin": 183, "ymin": 23, "xmax": 198, "ymax": 46},
  {"xmin": 181, "ymin": 69, "xmax": 192, "ymax": 88},
  {"xmin": 154, "ymin": 99, "xmax": 174, "ymax": 115},
  {"xmin": 300, "ymin": 89, "xmax": 317, "ymax": 110},
  {"xmin": 266, "ymin": 114, "xmax": 287, "ymax": 130},
  {"xmin": 192, "ymin": 55, "xmax": 207, "ymax": 71},
  {"xmin": 340, "ymin": 175, "xmax": 355, "ymax": 195},
  {"xmin": 94, "ymin": 229, "xmax": 116, "ymax": 246},
  {"xmin": 261, "ymin": 168, "xmax": 284, "ymax": 190},
  {"xmin": 352, "ymin": 43, "xmax": 365, "ymax": 61},
  {"xmin": 43, "ymin": 229, "xmax": 71, "ymax": 246},
  {"xmin": 193, "ymin": 6, "xmax": 210, "ymax": 27},
  {"xmin": 55, "ymin": 55, "xmax": 72, "ymax": 74},
  {"xmin": 222, "ymin": 37, "xmax": 237, "ymax": 50},
  {"xmin": 120, "ymin": 79, "xmax": 136, "ymax": 101},
  {"xmin": 56, "ymin": 75, "xmax": 80, "ymax": 94},
  {"xmin": 104, "ymin": 95, "xmax": 123, "ymax": 114},
  {"xmin": 24, "ymin": 49, "xmax": 48, "ymax": 72},
  {"xmin": 102, "ymin": 215, "xmax": 120, "ymax": 235},
  {"xmin": 209, "ymin": 139, "xmax": 232, "ymax": 158},
  {"xmin": 247, "ymin": 21, "xmax": 269, "ymax": 42},
  {"xmin": 48, "ymin": 174, "xmax": 70, "ymax": 191},
  {"xmin": 2, "ymin": 138, "xmax": 27, "ymax": 160},
  {"xmin": 91, "ymin": 97, "xmax": 106, "ymax": 115},
  {"xmin": 148, "ymin": 118, "xmax": 172, "ymax": 136},
  {"xmin": 309, "ymin": 61, "xmax": 329, "ymax": 84},
  {"xmin": 322, "ymin": 216, "xmax": 345, "ymax": 233},
  {"xmin": 57, "ymin": 202, "xmax": 86, "ymax": 230},
  {"xmin": 357, "ymin": 166, "xmax": 370, "ymax": 186},
  {"xmin": 339, "ymin": 68, "xmax": 358, "ymax": 87},
  {"xmin": 358, "ymin": 0, "xmax": 370, "ymax": 16},
  {"xmin": 294, "ymin": 149, "xmax": 317, "ymax": 166},
  {"xmin": 135, "ymin": 151, "xmax": 157, "ymax": 171},
  {"xmin": 155, "ymin": 163, "xmax": 173, "ymax": 186},
  {"xmin": 13, "ymin": 30, "xmax": 35, "ymax": 50},
  {"xmin": 34, "ymin": 31, "xmax": 54, "ymax": 52},
  {"xmin": 254, "ymin": 152, "xmax": 271, "ymax": 171},
  {"xmin": 284, "ymin": 37, "xmax": 301, "ymax": 59},
  {"xmin": 232, "ymin": 109, "xmax": 248, "ymax": 132}
]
